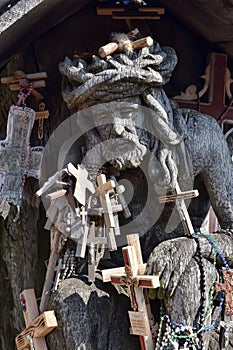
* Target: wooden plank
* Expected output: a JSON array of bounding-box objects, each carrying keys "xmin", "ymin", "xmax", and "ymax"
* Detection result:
[
  {"xmin": 46, "ymin": 189, "xmax": 67, "ymax": 200},
  {"xmin": 127, "ymin": 234, "xmax": 143, "ymax": 265},
  {"xmin": 35, "ymin": 110, "xmax": 50, "ymax": 120},
  {"xmin": 40, "ymin": 229, "xmax": 61, "ymax": 313},
  {"xmin": 9, "ymin": 80, "xmax": 46, "ymax": 90}
]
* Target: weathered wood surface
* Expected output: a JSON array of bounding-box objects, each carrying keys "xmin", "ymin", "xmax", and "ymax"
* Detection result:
[{"xmin": 46, "ymin": 277, "xmax": 141, "ymax": 350}]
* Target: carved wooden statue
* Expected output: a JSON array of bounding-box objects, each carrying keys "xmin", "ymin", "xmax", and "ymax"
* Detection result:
[{"xmin": 57, "ymin": 32, "xmax": 233, "ymax": 349}]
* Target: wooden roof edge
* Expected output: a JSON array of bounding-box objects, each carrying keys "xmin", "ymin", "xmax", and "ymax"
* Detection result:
[{"xmin": 0, "ymin": 0, "xmax": 92, "ymax": 69}]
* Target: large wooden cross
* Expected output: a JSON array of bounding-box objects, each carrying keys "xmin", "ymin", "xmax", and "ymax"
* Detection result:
[
  {"xmin": 15, "ymin": 289, "xmax": 57, "ymax": 350},
  {"xmin": 174, "ymin": 53, "xmax": 233, "ymax": 126},
  {"xmin": 102, "ymin": 234, "xmax": 159, "ymax": 350}
]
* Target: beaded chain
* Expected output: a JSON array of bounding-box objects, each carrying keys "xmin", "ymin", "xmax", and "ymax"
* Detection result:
[
  {"xmin": 17, "ymin": 83, "xmax": 33, "ymax": 108},
  {"xmin": 155, "ymin": 231, "xmax": 229, "ymax": 349}
]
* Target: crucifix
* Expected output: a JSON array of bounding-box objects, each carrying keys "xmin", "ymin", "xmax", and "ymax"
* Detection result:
[
  {"xmin": 16, "ymin": 289, "xmax": 57, "ymax": 350},
  {"xmin": 102, "ymin": 234, "xmax": 160, "ymax": 350},
  {"xmin": 174, "ymin": 53, "xmax": 233, "ymax": 126}
]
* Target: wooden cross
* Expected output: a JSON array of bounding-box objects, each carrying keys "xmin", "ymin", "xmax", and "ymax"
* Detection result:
[
  {"xmin": 96, "ymin": 174, "xmax": 117, "ymax": 228},
  {"xmin": 102, "ymin": 234, "xmax": 160, "ymax": 350},
  {"xmin": 1, "ymin": 70, "xmax": 48, "ymax": 102},
  {"xmin": 76, "ymin": 205, "xmax": 89, "ymax": 259},
  {"xmin": 97, "ymin": 4, "xmax": 165, "ymax": 20},
  {"xmin": 159, "ymin": 183, "xmax": 199, "ymax": 235},
  {"xmin": 15, "ymin": 289, "xmax": 57, "ymax": 350},
  {"xmin": 67, "ymin": 163, "xmax": 95, "ymax": 206},
  {"xmin": 87, "ymin": 221, "xmax": 107, "ymax": 282},
  {"xmin": 174, "ymin": 53, "xmax": 233, "ymax": 126}
]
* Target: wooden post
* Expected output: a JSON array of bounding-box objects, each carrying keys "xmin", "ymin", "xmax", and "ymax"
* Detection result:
[
  {"xmin": 15, "ymin": 289, "xmax": 57, "ymax": 350},
  {"xmin": 39, "ymin": 228, "xmax": 61, "ymax": 313},
  {"xmin": 102, "ymin": 234, "xmax": 159, "ymax": 350}
]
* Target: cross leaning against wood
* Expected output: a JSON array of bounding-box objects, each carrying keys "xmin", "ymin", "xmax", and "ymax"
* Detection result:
[
  {"xmin": 15, "ymin": 289, "xmax": 57, "ymax": 350},
  {"xmin": 102, "ymin": 234, "xmax": 160, "ymax": 350}
]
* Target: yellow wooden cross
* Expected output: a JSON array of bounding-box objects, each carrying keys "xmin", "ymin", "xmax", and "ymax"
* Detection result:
[{"xmin": 15, "ymin": 289, "xmax": 57, "ymax": 350}]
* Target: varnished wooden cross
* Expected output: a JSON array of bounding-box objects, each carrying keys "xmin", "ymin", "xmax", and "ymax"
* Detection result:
[
  {"xmin": 174, "ymin": 53, "xmax": 233, "ymax": 126},
  {"xmin": 15, "ymin": 289, "xmax": 57, "ymax": 350},
  {"xmin": 102, "ymin": 234, "xmax": 160, "ymax": 350}
]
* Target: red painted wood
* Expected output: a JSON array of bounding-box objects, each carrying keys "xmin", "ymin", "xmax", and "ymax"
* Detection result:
[{"xmin": 177, "ymin": 53, "xmax": 233, "ymax": 125}]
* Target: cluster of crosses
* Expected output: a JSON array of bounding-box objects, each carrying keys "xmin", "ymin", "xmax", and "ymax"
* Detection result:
[{"xmin": 3, "ymin": 35, "xmax": 233, "ymax": 349}]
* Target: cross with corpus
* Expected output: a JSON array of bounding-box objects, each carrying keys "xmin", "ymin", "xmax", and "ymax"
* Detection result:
[
  {"xmin": 174, "ymin": 53, "xmax": 233, "ymax": 127},
  {"xmin": 16, "ymin": 289, "xmax": 57, "ymax": 350},
  {"xmin": 102, "ymin": 234, "xmax": 160, "ymax": 350}
]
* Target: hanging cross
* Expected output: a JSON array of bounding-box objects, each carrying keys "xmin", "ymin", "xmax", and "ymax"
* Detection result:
[
  {"xmin": 102, "ymin": 234, "xmax": 159, "ymax": 350},
  {"xmin": 96, "ymin": 174, "xmax": 121, "ymax": 250},
  {"xmin": 1, "ymin": 70, "xmax": 48, "ymax": 102},
  {"xmin": 15, "ymin": 289, "xmax": 57, "ymax": 350},
  {"xmin": 174, "ymin": 53, "xmax": 233, "ymax": 126},
  {"xmin": 67, "ymin": 163, "xmax": 95, "ymax": 206},
  {"xmin": 96, "ymin": 174, "xmax": 116, "ymax": 228},
  {"xmin": 0, "ymin": 106, "xmax": 43, "ymax": 217},
  {"xmin": 159, "ymin": 183, "xmax": 198, "ymax": 235},
  {"xmin": 87, "ymin": 221, "xmax": 107, "ymax": 282},
  {"xmin": 76, "ymin": 205, "xmax": 89, "ymax": 259}
]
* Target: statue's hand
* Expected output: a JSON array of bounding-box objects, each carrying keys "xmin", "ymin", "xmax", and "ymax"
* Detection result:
[{"xmin": 146, "ymin": 237, "xmax": 197, "ymax": 298}]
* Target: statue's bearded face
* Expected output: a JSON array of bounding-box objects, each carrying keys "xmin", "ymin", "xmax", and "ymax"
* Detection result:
[{"xmin": 93, "ymin": 100, "xmax": 147, "ymax": 170}]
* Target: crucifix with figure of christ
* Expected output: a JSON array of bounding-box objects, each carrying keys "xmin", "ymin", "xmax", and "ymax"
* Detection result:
[{"xmin": 102, "ymin": 234, "xmax": 160, "ymax": 350}]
